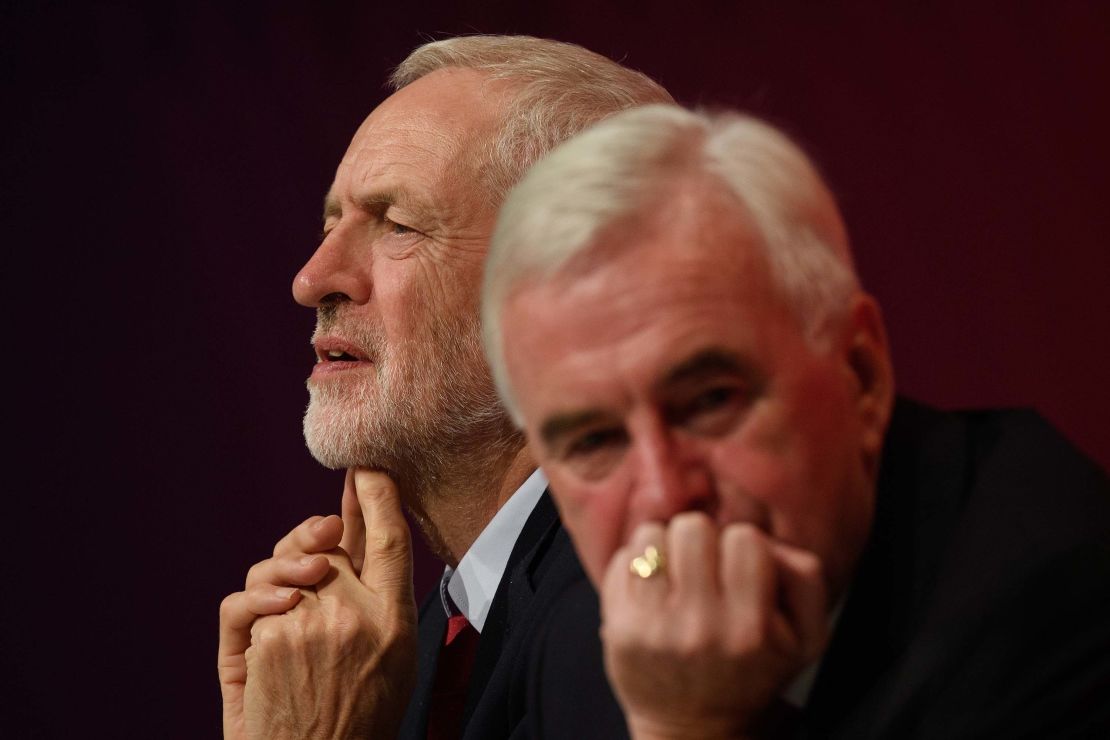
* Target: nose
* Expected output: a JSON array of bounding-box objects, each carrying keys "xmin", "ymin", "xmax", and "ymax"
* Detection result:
[
  {"xmin": 630, "ymin": 421, "xmax": 715, "ymax": 522},
  {"xmin": 292, "ymin": 226, "xmax": 372, "ymax": 307}
]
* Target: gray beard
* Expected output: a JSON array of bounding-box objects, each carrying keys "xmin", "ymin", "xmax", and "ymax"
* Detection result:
[{"xmin": 302, "ymin": 313, "xmax": 522, "ymax": 506}]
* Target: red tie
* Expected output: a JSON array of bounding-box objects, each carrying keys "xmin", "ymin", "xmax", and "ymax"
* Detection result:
[{"xmin": 426, "ymin": 614, "xmax": 480, "ymax": 740}]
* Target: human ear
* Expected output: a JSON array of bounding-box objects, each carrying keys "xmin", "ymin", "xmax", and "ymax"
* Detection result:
[{"xmin": 842, "ymin": 293, "xmax": 895, "ymax": 475}]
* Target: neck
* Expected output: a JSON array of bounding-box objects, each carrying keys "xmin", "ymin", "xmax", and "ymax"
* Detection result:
[{"xmin": 402, "ymin": 439, "xmax": 537, "ymax": 568}]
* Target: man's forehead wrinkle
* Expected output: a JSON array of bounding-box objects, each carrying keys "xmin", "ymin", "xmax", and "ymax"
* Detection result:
[
  {"xmin": 341, "ymin": 132, "xmax": 478, "ymax": 225},
  {"xmin": 341, "ymin": 98, "xmax": 464, "ymax": 170},
  {"xmin": 326, "ymin": 68, "xmax": 506, "ymax": 237}
]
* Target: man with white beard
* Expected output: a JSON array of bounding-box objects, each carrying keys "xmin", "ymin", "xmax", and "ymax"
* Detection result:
[{"xmin": 217, "ymin": 36, "xmax": 671, "ymax": 739}]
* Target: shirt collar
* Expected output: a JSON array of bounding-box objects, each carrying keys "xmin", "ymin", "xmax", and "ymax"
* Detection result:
[{"xmin": 439, "ymin": 467, "xmax": 548, "ymax": 633}]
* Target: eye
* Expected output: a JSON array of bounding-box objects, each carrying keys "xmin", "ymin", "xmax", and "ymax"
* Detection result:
[
  {"xmin": 388, "ymin": 219, "xmax": 414, "ymax": 236},
  {"xmin": 561, "ymin": 427, "xmax": 628, "ymax": 480},
  {"xmin": 568, "ymin": 427, "xmax": 625, "ymax": 455},
  {"xmin": 689, "ymin": 386, "xmax": 735, "ymax": 414},
  {"xmin": 667, "ymin": 385, "xmax": 745, "ymax": 435}
]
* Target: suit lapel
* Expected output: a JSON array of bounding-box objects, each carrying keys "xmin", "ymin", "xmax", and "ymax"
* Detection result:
[
  {"xmin": 398, "ymin": 588, "xmax": 448, "ymax": 740},
  {"xmin": 461, "ymin": 490, "xmax": 561, "ymax": 732},
  {"xmin": 399, "ymin": 490, "xmax": 564, "ymax": 740}
]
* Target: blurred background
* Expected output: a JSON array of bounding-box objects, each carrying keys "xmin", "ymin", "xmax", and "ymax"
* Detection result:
[{"xmin": 4, "ymin": 1, "xmax": 1107, "ymax": 736}]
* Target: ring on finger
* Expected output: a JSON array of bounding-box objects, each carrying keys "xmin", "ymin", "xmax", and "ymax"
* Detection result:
[{"xmin": 629, "ymin": 545, "xmax": 665, "ymax": 579}]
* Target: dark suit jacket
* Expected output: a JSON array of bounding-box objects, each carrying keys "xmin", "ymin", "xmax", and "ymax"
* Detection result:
[
  {"xmin": 397, "ymin": 491, "xmax": 628, "ymax": 739},
  {"xmin": 804, "ymin": 399, "xmax": 1110, "ymax": 738}
]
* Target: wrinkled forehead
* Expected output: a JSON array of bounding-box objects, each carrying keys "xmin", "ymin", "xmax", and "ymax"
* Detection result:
[
  {"xmin": 329, "ymin": 68, "xmax": 514, "ymax": 221},
  {"xmin": 347, "ymin": 67, "xmax": 510, "ymax": 163}
]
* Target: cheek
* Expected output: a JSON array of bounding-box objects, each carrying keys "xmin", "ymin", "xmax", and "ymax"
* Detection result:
[
  {"xmin": 373, "ymin": 267, "xmax": 418, "ymax": 331},
  {"xmin": 713, "ymin": 446, "xmax": 794, "ymax": 519},
  {"xmin": 547, "ymin": 470, "xmax": 629, "ymax": 585},
  {"xmin": 709, "ymin": 413, "xmax": 821, "ymax": 542},
  {"xmin": 378, "ymin": 264, "xmax": 467, "ymax": 348},
  {"xmin": 711, "ymin": 398, "xmax": 857, "ymax": 550}
]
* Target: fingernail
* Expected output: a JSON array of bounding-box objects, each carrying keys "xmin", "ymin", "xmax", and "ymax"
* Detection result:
[
  {"xmin": 300, "ymin": 555, "xmax": 319, "ymax": 567},
  {"xmin": 276, "ymin": 587, "xmax": 297, "ymax": 600},
  {"xmin": 312, "ymin": 517, "xmax": 327, "ymax": 530}
]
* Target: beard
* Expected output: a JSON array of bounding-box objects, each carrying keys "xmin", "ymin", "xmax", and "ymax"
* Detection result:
[{"xmin": 302, "ymin": 303, "xmax": 521, "ymax": 498}]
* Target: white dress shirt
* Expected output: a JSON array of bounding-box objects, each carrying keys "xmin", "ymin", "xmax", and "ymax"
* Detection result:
[{"xmin": 438, "ymin": 467, "xmax": 548, "ymax": 633}]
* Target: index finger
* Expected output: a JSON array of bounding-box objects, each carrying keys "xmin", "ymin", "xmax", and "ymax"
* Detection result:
[
  {"xmin": 353, "ymin": 468, "xmax": 413, "ymax": 606},
  {"xmin": 339, "ymin": 468, "xmax": 366, "ymax": 575}
]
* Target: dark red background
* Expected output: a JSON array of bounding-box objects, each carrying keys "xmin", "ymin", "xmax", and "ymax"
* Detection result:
[{"xmin": 5, "ymin": 2, "xmax": 1107, "ymax": 736}]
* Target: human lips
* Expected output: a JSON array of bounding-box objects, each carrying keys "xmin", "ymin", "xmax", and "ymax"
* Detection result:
[{"xmin": 310, "ymin": 336, "xmax": 373, "ymax": 378}]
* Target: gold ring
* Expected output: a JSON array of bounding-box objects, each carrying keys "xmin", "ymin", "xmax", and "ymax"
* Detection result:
[{"xmin": 629, "ymin": 545, "xmax": 665, "ymax": 579}]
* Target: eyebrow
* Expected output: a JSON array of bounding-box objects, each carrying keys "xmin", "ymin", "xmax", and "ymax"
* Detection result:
[
  {"xmin": 539, "ymin": 409, "xmax": 614, "ymax": 450},
  {"xmin": 321, "ymin": 187, "xmax": 347, "ymax": 222},
  {"xmin": 321, "ymin": 188, "xmax": 436, "ymax": 225},
  {"xmin": 656, "ymin": 348, "xmax": 747, "ymax": 391}
]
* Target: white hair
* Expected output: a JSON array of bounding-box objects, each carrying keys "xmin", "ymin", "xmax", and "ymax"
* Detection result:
[
  {"xmin": 482, "ymin": 104, "xmax": 861, "ymax": 423},
  {"xmin": 390, "ymin": 35, "xmax": 674, "ymax": 206}
]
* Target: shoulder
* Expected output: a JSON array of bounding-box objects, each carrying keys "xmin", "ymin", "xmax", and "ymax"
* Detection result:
[
  {"xmin": 855, "ymin": 399, "xmax": 1110, "ymax": 737},
  {"xmin": 949, "ymin": 403, "xmax": 1109, "ymax": 555},
  {"xmin": 884, "ymin": 398, "xmax": 1110, "ymax": 553}
]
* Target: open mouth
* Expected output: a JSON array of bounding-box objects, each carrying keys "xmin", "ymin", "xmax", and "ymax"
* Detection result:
[
  {"xmin": 322, "ymin": 349, "xmax": 361, "ymax": 362},
  {"xmin": 312, "ymin": 337, "xmax": 371, "ymax": 368}
]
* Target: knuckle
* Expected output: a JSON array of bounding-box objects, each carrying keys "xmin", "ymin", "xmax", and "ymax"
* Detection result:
[
  {"xmin": 727, "ymin": 609, "xmax": 771, "ymax": 654},
  {"xmin": 244, "ymin": 583, "xmax": 275, "ymax": 603},
  {"xmin": 601, "ymin": 615, "xmax": 642, "ymax": 652},
  {"xmin": 796, "ymin": 552, "xmax": 824, "ymax": 581},
  {"xmin": 245, "ymin": 559, "xmax": 268, "ymax": 585},
  {"xmin": 250, "ymin": 615, "xmax": 284, "ymax": 647},
  {"xmin": 329, "ymin": 603, "xmax": 360, "ymax": 629},
  {"xmin": 722, "ymin": 521, "xmax": 763, "ymax": 550},
  {"xmin": 219, "ymin": 592, "xmax": 242, "ymax": 621},
  {"xmin": 672, "ymin": 621, "xmax": 713, "ymax": 659},
  {"xmin": 672, "ymin": 510, "xmax": 713, "ymax": 536},
  {"xmin": 361, "ymin": 481, "xmax": 392, "ymax": 499},
  {"xmin": 356, "ymin": 469, "xmax": 397, "ymax": 494},
  {"xmin": 369, "ymin": 526, "xmax": 410, "ymax": 555},
  {"xmin": 730, "ymin": 521, "xmax": 762, "ymax": 539},
  {"xmin": 672, "ymin": 640, "xmax": 707, "ymax": 662},
  {"xmin": 631, "ymin": 521, "xmax": 664, "ymax": 546},
  {"xmin": 324, "ymin": 607, "xmax": 374, "ymax": 646}
]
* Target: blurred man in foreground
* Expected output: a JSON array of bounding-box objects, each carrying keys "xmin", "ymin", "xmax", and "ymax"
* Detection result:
[
  {"xmin": 217, "ymin": 37, "xmax": 671, "ymax": 739},
  {"xmin": 482, "ymin": 104, "xmax": 1110, "ymax": 738}
]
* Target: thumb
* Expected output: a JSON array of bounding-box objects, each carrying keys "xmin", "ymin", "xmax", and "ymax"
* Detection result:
[{"xmin": 354, "ymin": 468, "xmax": 414, "ymax": 606}]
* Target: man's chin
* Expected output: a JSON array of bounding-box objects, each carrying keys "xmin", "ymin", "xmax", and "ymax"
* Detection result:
[
  {"xmin": 303, "ymin": 429, "xmax": 357, "ymax": 470},
  {"xmin": 302, "ymin": 402, "xmax": 375, "ymax": 470},
  {"xmin": 304, "ymin": 441, "xmax": 352, "ymax": 470}
]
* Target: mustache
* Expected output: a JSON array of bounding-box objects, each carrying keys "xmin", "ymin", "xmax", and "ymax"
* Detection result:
[{"xmin": 313, "ymin": 303, "xmax": 386, "ymax": 360}]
